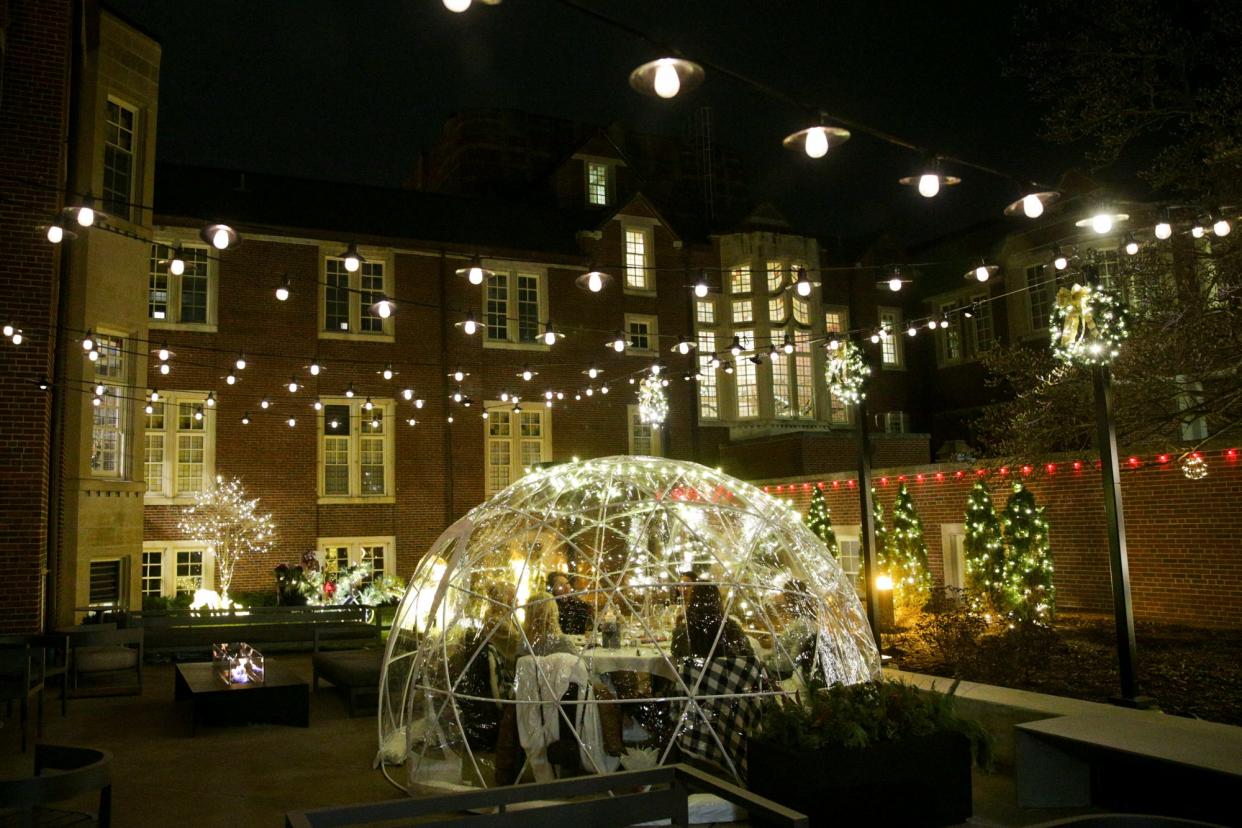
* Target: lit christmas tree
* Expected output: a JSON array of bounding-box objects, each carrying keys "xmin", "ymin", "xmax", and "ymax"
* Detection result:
[
  {"xmin": 871, "ymin": 490, "xmax": 888, "ymax": 573},
  {"xmin": 179, "ymin": 476, "xmax": 275, "ymax": 604},
  {"xmin": 804, "ymin": 485, "xmax": 839, "ymax": 557},
  {"xmin": 881, "ymin": 483, "xmax": 932, "ymax": 607},
  {"xmin": 963, "ymin": 481, "xmax": 1007, "ymax": 615},
  {"xmin": 999, "ymin": 483, "xmax": 1056, "ymax": 622}
]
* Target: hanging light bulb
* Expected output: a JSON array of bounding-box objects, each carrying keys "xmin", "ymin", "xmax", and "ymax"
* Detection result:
[
  {"xmin": 456, "ymin": 255, "xmax": 490, "ymax": 286},
  {"xmin": 382, "ymin": 364, "xmax": 394, "ymax": 380},
  {"xmin": 87, "ymin": 349, "xmax": 98, "ymax": 362},
  {"xmin": 260, "ymin": 397, "xmax": 271, "ymax": 409},
  {"xmin": 309, "ymin": 360, "xmax": 321, "ymax": 376},
  {"xmin": 1124, "ymin": 233, "xmax": 1139, "ymax": 255},
  {"xmin": 372, "ymin": 296, "xmax": 394, "ymax": 319},
  {"xmin": 91, "ymin": 394, "xmax": 102, "ymax": 408},
  {"xmin": 888, "ymin": 275, "xmax": 903, "ymax": 292},
  {"xmin": 225, "ymin": 370, "xmax": 237, "ymax": 386},
  {"xmin": 313, "ymin": 398, "xmax": 323, "ymax": 411},
  {"xmin": 782, "ymin": 333, "xmax": 795, "ymax": 355},
  {"xmin": 75, "ymin": 198, "xmax": 96, "ymax": 227},
  {"xmin": 869, "ymin": 332, "xmax": 880, "ymax": 344},
  {"xmin": 1053, "ymin": 246, "xmax": 1069, "ymax": 271},
  {"xmin": 158, "ymin": 363, "xmax": 170, "ymax": 375},
  {"xmin": 1092, "ymin": 213, "xmax": 1113, "ymax": 234},
  {"xmin": 1154, "ymin": 220, "xmax": 1173, "ymax": 240},
  {"xmin": 288, "ymin": 377, "xmax": 299, "ymax": 393},
  {"xmin": 600, "ymin": 384, "xmax": 609, "ymax": 395},
  {"xmin": 709, "ymin": 352, "xmax": 721, "ymax": 369},
  {"xmin": 542, "ymin": 321, "xmax": 558, "ymax": 346},
  {"xmin": 793, "ymin": 267, "xmax": 814, "ymax": 297},
  {"xmin": 157, "ymin": 344, "xmax": 170, "ymax": 362},
  {"xmin": 345, "ymin": 383, "xmax": 355, "ymax": 398},
  {"xmin": 94, "ymin": 383, "xmax": 105, "ymax": 396},
  {"xmin": 650, "ymin": 362, "xmax": 663, "ymax": 376},
  {"xmin": 150, "ymin": 389, "xmax": 160, "ymax": 402},
  {"xmin": 169, "ymin": 248, "xmax": 185, "ymax": 276},
  {"xmin": 461, "ymin": 311, "xmax": 478, "ymax": 335},
  {"xmin": 783, "ymin": 121, "xmax": 851, "ymax": 159},
  {"xmin": 452, "ymin": 366, "xmax": 466, "ymax": 382},
  {"xmin": 575, "ymin": 265, "xmax": 610, "ymax": 293},
  {"xmin": 1076, "ymin": 209, "xmax": 1127, "ymax": 235},
  {"xmin": 500, "ymin": 391, "xmax": 510, "ymax": 402},
  {"xmin": 1213, "ymin": 216, "xmax": 1231, "ymax": 237},
  {"xmin": 729, "ymin": 335, "xmax": 743, "ymax": 357},
  {"xmin": 586, "ymin": 365, "xmax": 600, "ymax": 379},
  {"xmin": 1022, "ymin": 194, "xmax": 1044, "ymax": 218},
  {"xmin": 201, "ymin": 224, "xmax": 237, "ymax": 250},
  {"xmin": 585, "ymin": 386, "xmax": 594, "ymax": 397},
  {"xmin": 629, "ymin": 56, "xmax": 704, "ymax": 99},
  {"xmin": 402, "ymin": 388, "xmax": 413, "ymax": 401},
  {"xmin": 194, "ymin": 406, "xmax": 204, "ymax": 422},
  {"xmin": 611, "ymin": 331, "xmax": 627, "ymax": 353},
  {"xmin": 407, "ymin": 418, "xmax": 417, "ymax": 426},
  {"xmin": 520, "ymin": 366, "xmax": 534, "ymax": 382},
  {"xmin": 46, "ymin": 222, "xmax": 64, "ymax": 244},
  {"xmin": 3, "ymin": 324, "xmax": 12, "ymax": 337},
  {"xmin": 693, "ymin": 272, "xmax": 710, "ymax": 298},
  {"xmin": 275, "ymin": 276, "xmax": 291, "ymax": 301},
  {"xmin": 82, "ymin": 331, "xmax": 94, "ymax": 351},
  {"xmin": 241, "ymin": 412, "xmax": 251, "ymax": 425},
  {"xmin": 443, "ymin": 0, "xmax": 471, "ymax": 11},
  {"xmin": 414, "ymin": 398, "xmax": 425, "ymax": 409},
  {"xmin": 1003, "ymin": 187, "xmax": 1060, "ymax": 219},
  {"xmin": 235, "ymin": 354, "xmax": 247, "ymax": 371},
  {"xmin": 9, "ymin": 331, "xmax": 20, "ymax": 345},
  {"xmin": 1192, "ymin": 224, "xmax": 1205, "ymax": 239},
  {"xmin": 287, "ymin": 417, "xmax": 297, "ymax": 428},
  {"xmin": 907, "ymin": 325, "xmax": 918, "ymax": 337},
  {"xmin": 205, "ymin": 392, "xmax": 216, "ymax": 408},
  {"xmin": 673, "ymin": 336, "xmax": 692, "ymax": 355},
  {"xmin": 723, "ymin": 362, "xmax": 734, "ymax": 374},
  {"xmin": 145, "ymin": 402, "xmax": 154, "ymax": 415},
  {"xmin": 966, "ymin": 260, "xmax": 998, "ymax": 282},
  {"xmin": 900, "ymin": 158, "xmax": 959, "ymax": 198},
  {"xmin": 927, "ymin": 319, "xmax": 939, "ymax": 330},
  {"xmin": 338, "ymin": 243, "xmax": 364, "ymax": 273},
  {"xmin": 452, "ymin": 389, "xmax": 463, "ymax": 403}
]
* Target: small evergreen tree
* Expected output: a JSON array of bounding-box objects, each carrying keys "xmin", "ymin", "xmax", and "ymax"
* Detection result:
[
  {"xmin": 963, "ymin": 481, "xmax": 1007, "ymax": 615},
  {"xmin": 1000, "ymin": 483, "xmax": 1056, "ymax": 622},
  {"xmin": 883, "ymin": 484, "xmax": 932, "ymax": 607},
  {"xmin": 805, "ymin": 486, "xmax": 839, "ymax": 557}
]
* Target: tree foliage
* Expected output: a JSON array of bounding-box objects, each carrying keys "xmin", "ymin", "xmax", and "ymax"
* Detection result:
[
  {"xmin": 999, "ymin": 484, "xmax": 1055, "ymax": 622},
  {"xmin": 179, "ymin": 476, "xmax": 275, "ymax": 600},
  {"xmin": 879, "ymin": 484, "xmax": 932, "ymax": 608},
  {"xmin": 963, "ymin": 481, "xmax": 1007, "ymax": 614},
  {"xmin": 805, "ymin": 486, "xmax": 839, "ymax": 558}
]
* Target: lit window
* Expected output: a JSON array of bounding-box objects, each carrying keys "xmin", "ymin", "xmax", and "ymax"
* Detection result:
[
  {"xmin": 625, "ymin": 228, "xmax": 652, "ymax": 290},
  {"xmin": 792, "ymin": 297, "xmax": 811, "ymax": 325},
  {"xmin": 91, "ymin": 333, "xmax": 126, "ymax": 477},
  {"xmin": 141, "ymin": 543, "xmax": 214, "ymax": 596},
  {"xmin": 772, "ymin": 352, "xmax": 791, "ymax": 418},
  {"xmin": 318, "ymin": 538, "xmax": 395, "ymax": 578},
  {"xmin": 695, "ymin": 300, "xmax": 716, "ymax": 325},
  {"xmin": 175, "ymin": 549, "xmax": 204, "ymax": 594},
  {"xmin": 141, "ymin": 551, "xmax": 162, "ymax": 597},
  {"xmin": 824, "ymin": 306, "xmax": 848, "ymax": 334},
  {"xmin": 483, "ymin": 267, "xmax": 546, "ymax": 347},
  {"xmin": 144, "ymin": 392, "xmax": 214, "ymax": 499},
  {"xmin": 732, "ymin": 300, "xmax": 753, "ymax": 324},
  {"xmin": 319, "ymin": 399, "xmax": 394, "ymax": 500},
  {"xmin": 878, "ymin": 307, "xmax": 902, "ymax": 367},
  {"xmin": 730, "ymin": 266, "xmax": 752, "ymax": 294},
  {"xmin": 322, "ymin": 255, "xmax": 391, "ymax": 338},
  {"xmin": 766, "ymin": 261, "xmax": 784, "ymax": 292},
  {"xmin": 626, "ymin": 314, "xmax": 658, "ymax": 352},
  {"xmin": 149, "ymin": 243, "xmax": 212, "ymax": 326},
  {"xmin": 697, "ymin": 331, "xmax": 718, "ymax": 419},
  {"xmin": 586, "ymin": 161, "xmax": 609, "ymax": 206},
  {"xmin": 734, "ymin": 330, "xmax": 758, "ymax": 418},
  {"xmin": 628, "ymin": 404, "xmax": 662, "ymax": 456},
  {"xmin": 103, "ymin": 99, "xmax": 136, "ymax": 220},
  {"xmin": 768, "ymin": 295, "xmax": 787, "ymax": 324},
  {"xmin": 485, "ymin": 404, "xmax": 550, "ymax": 496},
  {"xmin": 772, "ymin": 329, "xmax": 815, "ymax": 419}
]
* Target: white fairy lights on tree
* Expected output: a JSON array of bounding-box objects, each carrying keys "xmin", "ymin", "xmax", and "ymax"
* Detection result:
[
  {"xmin": 637, "ymin": 374, "xmax": 668, "ymax": 425},
  {"xmin": 179, "ymin": 476, "xmax": 275, "ymax": 603}
]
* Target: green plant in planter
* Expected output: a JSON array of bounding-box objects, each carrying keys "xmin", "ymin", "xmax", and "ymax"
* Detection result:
[{"xmin": 760, "ymin": 679, "xmax": 993, "ymax": 770}]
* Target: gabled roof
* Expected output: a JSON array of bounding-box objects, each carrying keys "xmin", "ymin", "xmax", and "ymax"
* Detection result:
[
  {"xmin": 594, "ymin": 192, "xmax": 682, "ymax": 241},
  {"xmin": 569, "ymin": 129, "xmax": 631, "ymax": 166},
  {"xmin": 153, "ymin": 164, "xmax": 586, "ymax": 257}
]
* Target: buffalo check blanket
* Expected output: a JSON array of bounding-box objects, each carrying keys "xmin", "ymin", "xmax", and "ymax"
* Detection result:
[{"xmin": 673, "ymin": 656, "xmax": 765, "ymax": 781}]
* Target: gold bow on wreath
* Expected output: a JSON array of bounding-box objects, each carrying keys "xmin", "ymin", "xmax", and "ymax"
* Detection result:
[{"xmin": 1055, "ymin": 283, "xmax": 1097, "ymax": 347}]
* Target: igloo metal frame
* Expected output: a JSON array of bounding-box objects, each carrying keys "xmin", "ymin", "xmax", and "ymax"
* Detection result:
[{"xmin": 379, "ymin": 456, "xmax": 879, "ymax": 789}]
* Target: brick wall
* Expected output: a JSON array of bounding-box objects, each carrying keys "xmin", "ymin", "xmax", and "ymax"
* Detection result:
[
  {"xmin": 761, "ymin": 453, "xmax": 1242, "ymax": 628},
  {"xmin": 0, "ymin": 1, "xmax": 71, "ymax": 632}
]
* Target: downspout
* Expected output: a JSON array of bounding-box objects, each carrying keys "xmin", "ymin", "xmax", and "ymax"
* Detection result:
[{"xmin": 439, "ymin": 250, "xmax": 454, "ymax": 525}]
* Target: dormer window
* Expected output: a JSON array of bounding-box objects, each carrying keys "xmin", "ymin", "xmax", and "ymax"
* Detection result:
[{"xmin": 586, "ymin": 161, "xmax": 609, "ymax": 206}]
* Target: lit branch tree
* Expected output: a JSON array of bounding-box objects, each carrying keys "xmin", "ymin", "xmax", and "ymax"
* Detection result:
[
  {"xmin": 963, "ymin": 481, "xmax": 1007, "ymax": 615},
  {"xmin": 881, "ymin": 484, "xmax": 932, "ymax": 608},
  {"xmin": 179, "ymin": 476, "xmax": 275, "ymax": 604},
  {"xmin": 999, "ymin": 483, "xmax": 1055, "ymax": 622},
  {"xmin": 804, "ymin": 486, "xmax": 839, "ymax": 558},
  {"xmin": 976, "ymin": 1, "xmax": 1242, "ymax": 459}
]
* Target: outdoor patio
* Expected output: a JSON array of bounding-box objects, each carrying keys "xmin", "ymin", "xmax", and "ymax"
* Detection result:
[{"xmin": 0, "ymin": 655, "xmax": 1103, "ymax": 827}]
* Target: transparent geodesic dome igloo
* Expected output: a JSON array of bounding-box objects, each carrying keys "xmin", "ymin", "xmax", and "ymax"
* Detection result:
[{"xmin": 378, "ymin": 456, "xmax": 879, "ymax": 791}]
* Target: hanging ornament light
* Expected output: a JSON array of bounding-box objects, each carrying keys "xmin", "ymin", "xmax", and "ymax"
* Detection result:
[
  {"xmin": 899, "ymin": 156, "xmax": 959, "ymax": 198},
  {"xmin": 825, "ymin": 339, "xmax": 870, "ymax": 404},
  {"xmin": 1049, "ymin": 282, "xmax": 1130, "ymax": 366},
  {"xmin": 629, "ymin": 57, "xmax": 704, "ymax": 100},
  {"xmin": 1181, "ymin": 453, "xmax": 1208, "ymax": 481},
  {"xmin": 637, "ymin": 374, "xmax": 668, "ymax": 426}
]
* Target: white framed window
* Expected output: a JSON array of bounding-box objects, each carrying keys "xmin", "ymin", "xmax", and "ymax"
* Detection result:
[
  {"xmin": 484, "ymin": 265, "xmax": 547, "ymax": 348},
  {"xmin": 103, "ymin": 98, "xmax": 137, "ymax": 220},
  {"xmin": 695, "ymin": 299, "xmax": 716, "ymax": 325},
  {"xmin": 824, "ymin": 306, "xmax": 848, "ymax": 335},
  {"xmin": 319, "ymin": 399, "xmax": 395, "ymax": 502},
  {"xmin": 485, "ymin": 403, "xmax": 551, "ymax": 496},
  {"xmin": 732, "ymin": 299, "xmax": 753, "ymax": 324},
  {"xmin": 91, "ymin": 332, "xmax": 127, "ymax": 478},
  {"xmin": 1026, "ymin": 264, "xmax": 1057, "ymax": 333},
  {"xmin": 626, "ymin": 313, "xmax": 659, "ymax": 353},
  {"xmin": 940, "ymin": 301, "xmax": 963, "ymax": 363},
  {"xmin": 140, "ymin": 542, "xmax": 215, "ymax": 597},
  {"xmin": 585, "ymin": 161, "xmax": 609, "ymax": 206},
  {"xmin": 766, "ymin": 261, "xmax": 784, "ymax": 293},
  {"xmin": 970, "ymin": 296, "xmax": 994, "ymax": 354},
  {"xmin": 321, "ymin": 252, "xmax": 393, "ymax": 340},
  {"xmin": 624, "ymin": 227, "xmax": 653, "ymax": 291},
  {"xmin": 144, "ymin": 393, "xmax": 215, "ymax": 502},
  {"xmin": 772, "ymin": 328, "xmax": 815, "ymax": 419},
  {"xmin": 697, "ymin": 331, "xmax": 718, "ymax": 419},
  {"xmin": 627, "ymin": 404, "xmax": 663, "ymax": 456},
  {"xmin": 883, "ymin": 411, "xmax": 908, "ymax": 433},
  {"xmin": 149, "ymin": 242, "xmax": 214, "ymax": 328},
  {"xmin": 317, "ymin": 536, "xmax": 394, "ymax": 579},
  {"xmin": 734, "ymin": 330, "xmax": 758, "ymax": 418},
  {"xmin": 836, "ymin": 530, "xmax": 863, "ymax": 592},
  {"xmin": 792, "ymin": 297, "xmax": 811, "ymax": 325},
  {"xmin": 730, "ymin": 266, "xmax": 752, "ymax": 294},
  {"xmin": 768, "ymin": 295, "xmax": 787, "ymax": 324},
  {"xmin": 878, "ymin": 307, "xmax": 903, "ymax": 367}
]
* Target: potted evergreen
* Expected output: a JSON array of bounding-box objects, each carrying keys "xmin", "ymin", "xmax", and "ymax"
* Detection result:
[{"xmin": 748, "ymin": 680, "xmax": 990, "ymax": 827}]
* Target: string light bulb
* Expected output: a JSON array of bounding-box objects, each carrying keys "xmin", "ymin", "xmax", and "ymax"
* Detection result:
[
  {"xmin": 1076, "ymin": 209, "xmax": 1128, "ymax": 235},
  {"xmin": 10, "ymin": 331, "xmax": 21, "ymax": 345},
  {"xmin": 900, "ymin": 158, "xmax": 959, "ymax": 198},
  {"xmin": 673, "ymin": 336, "xmax": 693, "ymax": 355},
  {"xmin": 287, "ymin": 417, "xmax": 297, "ymax": 428},
  {"xmin": 461, "ymin": 311, "xmax": 477, "ymax": 335},
  {"xmin": 782, "ymin": 334, "xmax": 794, "ymax": 355},
  {"xmin": 75, "ymin": 197, "xmax": 97, "ymax": 227},
  {"xmin": 339, "ymin": 243, "xmax": 364, "ymax": 273},
  {"xmin": 542, "ymin": 321, "xmax": 558, "ymax": 346},
  {"xmin": 402, "ymin": 388, "xmax": 413, "ymax": 401},
  {"xmin": 452, "ymin": 366, "xmax": 466, "ymax": 383},
  {"xmin": 1124, "ymin": 233, "xmax": 1139, "ymax": 255},
  {"xmin": 575, "ymin": 265, "xmax": 609, "ymax": 293},
  {"xmin": 205, "ymin": 392, "xmax": 216, "ymax": 408},
  {"xmin": 1053, "ymin": 247, "xmax": 1069, "ymax": 271},
  {"xmin": 1213, "ymin": 216, "xmax": 1231, "ymax": 237},
  {"xmin": 45, "ymin": 218, "xmax": 76, "ymax": 244},
  {"xmin": 793, "ymin": 267, "xmax": 814, "ymax": 297},
  {"xmin": 382, "ymin": 364, "xmax": 394, "ymax": 380},
  {"xmin": 414, "ymin": 398, "xmax": 425, "ymax": 409},
  {"xmin": 82, "ymin": 331, "xmax": 94, "ymax": 352},
  {"xmin": 520, "ymin": 366, "xmax": 535, "ymax": 382},
  {"xmin": 157, "ymin": 344, "xmax": 170, "ymax": 362},
  {"xmin": 150, "ymin": 389, "xmax": 160, "ymax": 402},
  {"xmin": 443, "ymin": 0, "xmax": 471, "ymax": 10},
  {"xmin": 709, "ymin": 352, "xmax": 721, "ymax": 369},
  {"xmin": 201, "ymin": 224, "xmax": 238, "ymax": 250},
  {"xmin": 729, "ymin": 335, "xmax": 743, "ymax": 357},
  {"xmin": 225, "ymin": 370, "xmax": 237, "ymax": 386},
  {"xmin": 288, "ymin": 377, "xmax": 299, "ymax": 393},
  {"xmin": 345, "ymin": 383, "xmax": 355, "ymax": 398},
  {"xmin": 275, "ymin": 276, "xmax": 291, "ymax": 301},
  {"xmin": 782, "ymin": 121, "xmax": 851, "ymax": 159},
  {"xmin": 235, "ymin": 354, "xmax": 247, "ymax": 371},
  {"xmin": 907, "ymin": 325, "xmax": 918, "ymax": 337},
  {"xmin": 169, "ymin": 248, "xmax": 185, "ymax": 276},
  {"xmin": 372, "ymin": 296, "xmax": 394, "ymax": 319},
  {"xmin": 241, "ymin": 412, "xmax": 251, "ymax": 425},
  {"xmin": 968, "ymin": 261, "xmax": 998, "ymax": 282},
  {"xmin": 610, "ymin": 331, "xmax": 627, "ymax": 353},
  {"xmin": 194, "ymin": 406, "xmax": 204, "ymax": 422},
  {"xmin": 629, "ymin": 57, "xmax": 704, "ymax": 100},
  {"xmin": 586, "ymin": 364, "xmax": 600, "ymax": 379},
  {"xmin": 260, "ymin": 397, "xmax": 271, "ymax": 409},
  {"xmin": 693, "ymin": 272, "xmax": 710, "ymax": 298},
  {"xmin": 1154, "ymin": 219, "xmax": 1173, "ymax": 240},
  {"xmin": 158, "ymin": 362, "xmax": 170, "ymax": 375},
  {"xmin": 309, "ymin": 360, "xmax": 321, "ymax": 376},
  {"xmin": 456, "ymin": 255, "xmax": 490, "ymax": 286},
  {"xmin": 1003, "ymin": 188, "xmax": 1060, "ymax": 219}
]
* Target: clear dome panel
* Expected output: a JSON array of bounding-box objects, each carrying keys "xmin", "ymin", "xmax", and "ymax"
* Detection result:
[{"xmin": 378, "ymin": 457, "xmax": 879, "ymax": 790}]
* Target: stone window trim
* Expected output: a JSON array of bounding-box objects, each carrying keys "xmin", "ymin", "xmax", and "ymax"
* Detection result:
[
  {"xmin": 143, "ymin": 391, "xmax": 216, "ymax": 505},
  {"xmin": 318, "ymin": 246, "xmax": 395, "ymax": 343},
  {"xmin": 481, "ymin": 261, "xmax": 551, "ymax": 352},
  {"xmin": 148, "ymin": 239, "xmax": 218, "ymax": 331},
  {"xmin": 625, "ymin": 313, "xmax": 660, "ymax": 354},
  {"xmin": 484, "ymin": 401, "xmax": 552, "ymax": 497},
  {"xmin": 140, "ymin": 541, "xmax": 216, "ymax": 598},
  {"xmin": 317, "ymin": 397, "xmax": 396, "ymax": 504},
  {"xmin": 316, "ymin": 536, "xmax": 395, "ymax": 579}
]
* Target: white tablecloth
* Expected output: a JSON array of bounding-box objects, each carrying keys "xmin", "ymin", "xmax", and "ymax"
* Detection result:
[{"xmin": 580, "ymin": 646, "xmax": 678, "ymax": 682}]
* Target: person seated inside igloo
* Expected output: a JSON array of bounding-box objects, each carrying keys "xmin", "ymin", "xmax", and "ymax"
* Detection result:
[
  {"xmin": 761, "ymin": 579, "xmax": 819, "ymax": 683},
  {"xmin": 521, "ymin": 597, "xmax": 580, "ymax": 657},
  {"xmin": 547, "ymin": 571, "xmax": 594, "ymax": 635},
  {"xmin": 671, "ymin": 583, "xmax": 754, "ymax": 660}
]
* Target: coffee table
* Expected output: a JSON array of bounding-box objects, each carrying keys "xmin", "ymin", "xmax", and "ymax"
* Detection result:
[{"xmin": 174, "ymin": 661, "xmax": 310, "ymax": 735}]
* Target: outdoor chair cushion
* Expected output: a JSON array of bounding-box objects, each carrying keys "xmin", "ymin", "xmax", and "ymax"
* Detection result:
[
  {"xmin": 75, "ymin": 645, "xmax": 138, "ymax": 674},
  {"xmin": 312, "ymin": 648, "xmax": 382, "ymax": 687}
]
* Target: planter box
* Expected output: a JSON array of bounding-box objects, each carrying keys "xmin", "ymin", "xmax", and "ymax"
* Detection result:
[{"xmin": 747, "ymin": 731, "xmax": 972, "ymax": 827}]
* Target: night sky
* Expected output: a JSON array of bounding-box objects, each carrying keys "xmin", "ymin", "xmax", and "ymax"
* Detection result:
[{"xmin": 108, "ymin": 0, "xmax": 1081, "ymax": 244}]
